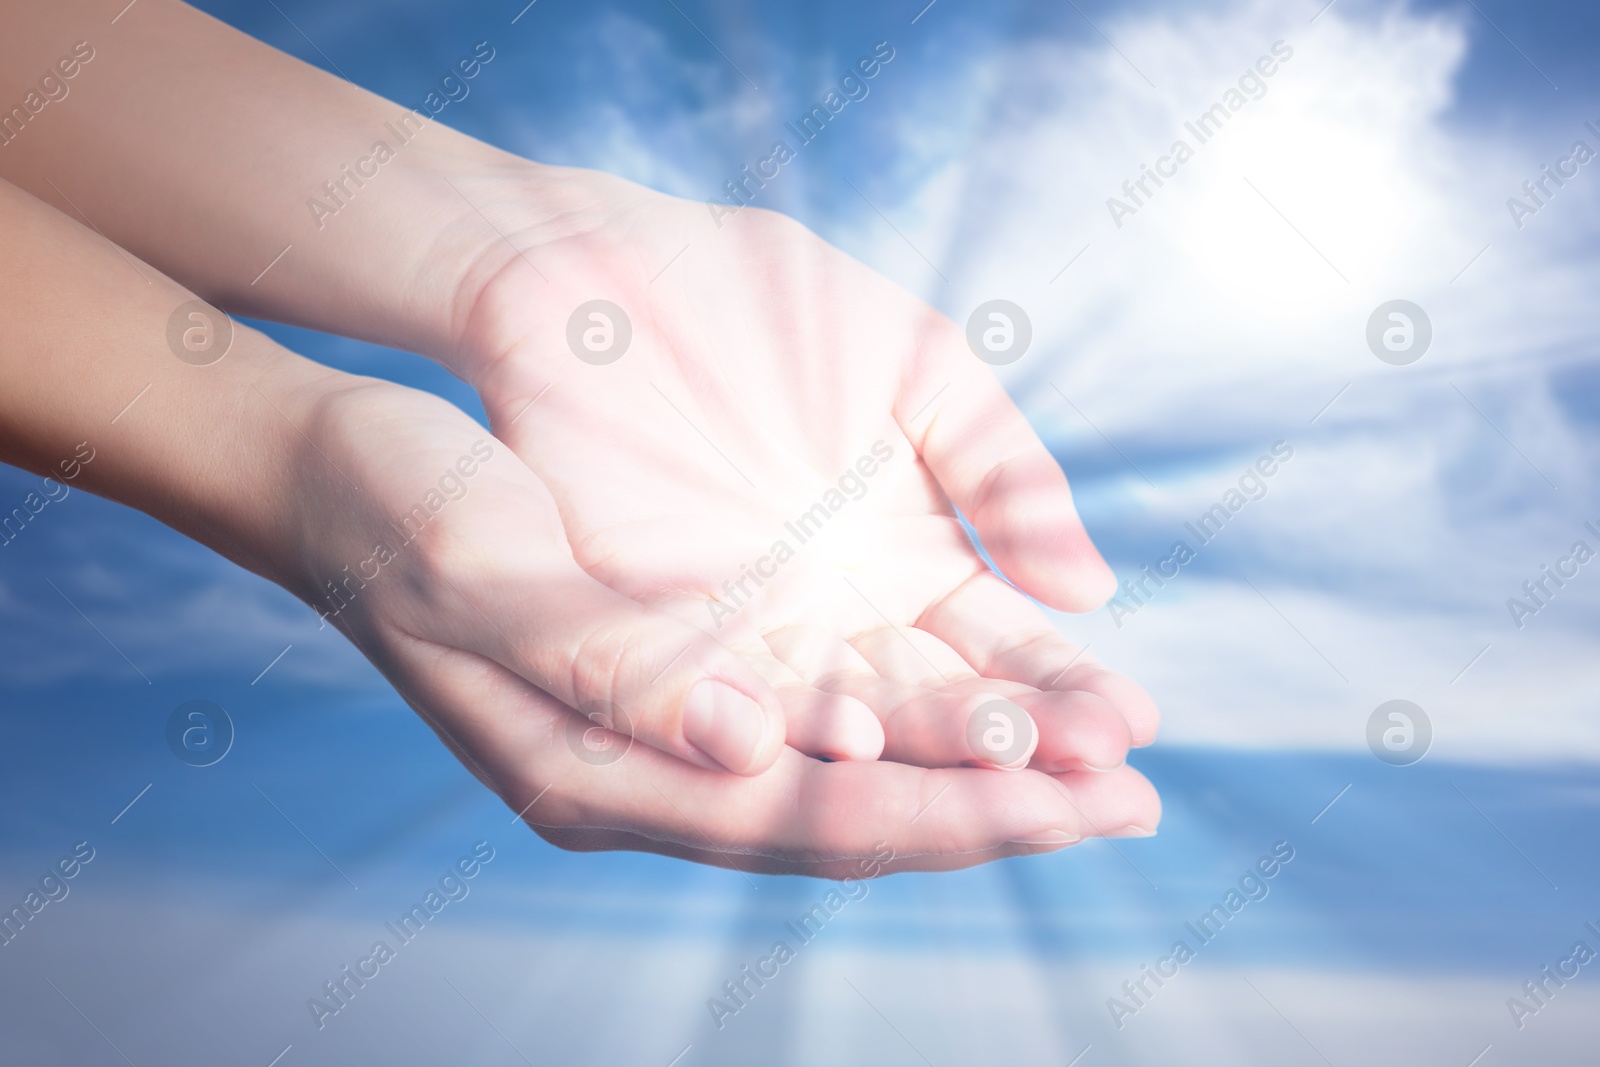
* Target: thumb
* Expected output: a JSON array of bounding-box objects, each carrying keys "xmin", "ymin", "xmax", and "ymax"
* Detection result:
[{"xmin": 449, "ymin": 560, "xmax": 788, "ymax": 775}]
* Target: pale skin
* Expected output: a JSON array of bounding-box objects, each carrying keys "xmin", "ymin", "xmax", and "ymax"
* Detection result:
[{"xmin": 0, "ymin": 0, "xmax": 1160, "ymax": 874}]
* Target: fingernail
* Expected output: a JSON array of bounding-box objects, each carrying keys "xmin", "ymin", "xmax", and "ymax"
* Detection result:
[
  {"xmin": 683, "ymin": 680, "xmax": 769, "ymax": 774},
  {"xmin": 1082, "ymin": 758, "xmax": 1126, "ymax": 772},
  {"xmin": 1009, "ymin": 830, "xmax": 1082, "ymax": 845},
  {"xmin": 1105, "ymin": 824, "xmax": 1156, "ymax": 838}
]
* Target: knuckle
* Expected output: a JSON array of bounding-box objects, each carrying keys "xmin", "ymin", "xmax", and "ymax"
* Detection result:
[{"xmin": 568, "ymin": 620, "xmax": 692, "ymax": 729}]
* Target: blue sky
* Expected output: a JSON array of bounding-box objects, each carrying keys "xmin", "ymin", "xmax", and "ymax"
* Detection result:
[{"xmin": 2, "ymin": 0, "xmax": 1598, "ymax": 1064}]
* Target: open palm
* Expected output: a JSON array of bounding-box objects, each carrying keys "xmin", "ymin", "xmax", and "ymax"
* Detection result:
[
  {"xmin": 453, "ymin": 166, "xmax": 1159, "ymax": 780},
  {"xmin": 274, "ymin": 376, "xmax": 1151, "ymax": 875}
]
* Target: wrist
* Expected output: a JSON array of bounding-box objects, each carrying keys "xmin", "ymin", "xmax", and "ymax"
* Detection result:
[
  {"xmin": 427, "ymin": 156, "xmax": 649, "ymax": 384},
  {"xmin": 136, "ymin": 338, "xmax": 358, "ymax": 598}
]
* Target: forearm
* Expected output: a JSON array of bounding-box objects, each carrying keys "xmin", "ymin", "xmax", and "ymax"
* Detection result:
[
  {"xmin": 0, "ymin": 0, "xmax": 523, "ymax": 372},
  {"xmin": 0, "ymin": 175, "xmax": 337, "ymax": 593}
]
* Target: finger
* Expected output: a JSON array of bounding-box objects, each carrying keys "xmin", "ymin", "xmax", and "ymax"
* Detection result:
[
  {"xmin": 775, "ymin": 685, "xmax": 884, "ymax": 762},
  {"xmin": 768, "ymin": 624, "xmax": 1037, "ymax": 769},
  {"xmin": 1046, "ymin": 764, "xmax": 1162, "ymax": 840},
  {"xmin": 1049, "ymin": 664, "xmax": 1159, "ymax": 749},
  {"xmin": 814, "ymin": 673, "xmax": 1039, "ymax": 770},
  {"xmin": 846, "ymin": 625, "xmax": 978, "ymax": 687},
  {"xmin": 1019, "ymin": 690, "xmax": 1132, "ymax": 772},
  {"xmin": 768, "ymin": 621, "xmax": 1120, "ymax": 771},
  {"xmin": 763, "ymin": 623, "xmax": 878, "ymax": 680},
  {"xmin": 397, "ymin": 639, "xmax": 1100, "ymax": 858},
  {"xmin": 572, "ymin": 747, "xmax": 1084, "ymax": 857},
  {"xmin": 918, "ymin": 571, "xmax": 1098, "ymax": 683},
  {"xmin": 896, "ymin": 314, "xmax": 1115, "ymax": 611},
  {"xmin": 658, "ymin": 609, "xmax": 884, "ymax": 762},
  {"xmin": 446, "ymin": 557, "xmax": 786, "ymax": 776},
  {"xmin": 536, "ymin": 766, "xmax": 1161, "ymax": 868},
  {"xmin": 934, "ymin": 677, "xmax": 1133, "ymax": 774},
  {"xmin": 920, "ymin": 572, "xmax": 1158, "ymax": 746}
]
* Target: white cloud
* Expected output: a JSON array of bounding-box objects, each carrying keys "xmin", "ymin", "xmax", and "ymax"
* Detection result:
[{"xmin": 842, "ymin": 1, "xmax": 1600, "ymax": 760}]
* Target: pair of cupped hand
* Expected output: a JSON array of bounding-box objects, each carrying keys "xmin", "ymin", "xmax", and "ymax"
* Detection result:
[{"xmin": 299, "ymin": 168, "xmax": 1160, "ymax": 877}]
